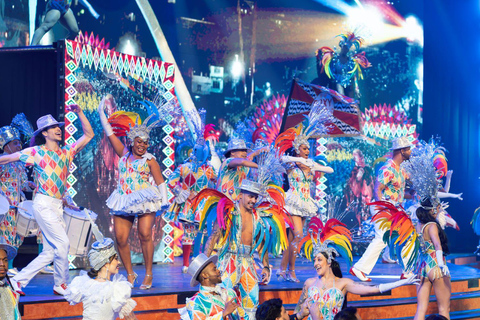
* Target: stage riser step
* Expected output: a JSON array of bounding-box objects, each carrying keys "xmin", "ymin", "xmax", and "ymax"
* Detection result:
[{"xmin": 382, "ymin": 308, "xmax": 480, "ymax": 320}]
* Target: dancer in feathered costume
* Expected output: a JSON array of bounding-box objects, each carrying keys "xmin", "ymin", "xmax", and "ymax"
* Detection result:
[
  {"xmin": 275, "ymin": 102, "xmax": 334, "ymax": 283},
  {"xmin": 350, "ymin": 136, "xmax": 413, "ymax": 282},
  {"xmin": 192, "ymin": 149, "xmax": 291, "ymax": 320},
  {"xmin": 166, "ymin": 109, "xmax": 221, "ymax": 272},
  {"xmin": 0, "ymin": 114, "xmax": 36, "ymax": 260},
  {"xmin": 315, "ymin": 32, "xmax": 371, "ymax": 98},
  {"xmin": 295, "ymin": 217, "xmax": 418, "ymax": 320},
  {"xmin": 98, "ymin": 95, "xmax": 171, "ymax": 290},
  {"xmin": 373, "ymin": 140, "xmax": 451, "ymax": 320},
  {"xmin": 216, "ymin": 130, "xmax": 269, "ymax": 201}
]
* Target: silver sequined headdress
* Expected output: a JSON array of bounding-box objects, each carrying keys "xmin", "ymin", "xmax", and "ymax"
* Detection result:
[{"xmin": 403, "ymin": 139, "xmax": 441, "ymax": 209}]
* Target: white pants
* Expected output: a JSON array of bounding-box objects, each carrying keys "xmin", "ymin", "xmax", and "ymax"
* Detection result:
[
  {"xmin": 13, "ymin": 194, "xmax": 70, "ymax": 287},
  {"xmin": 353, "ymin": 220, "xmax": 387, "ymax": 275}
]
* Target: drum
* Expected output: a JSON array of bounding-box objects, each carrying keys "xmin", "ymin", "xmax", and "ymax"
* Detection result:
[
  {"xmin": 0, "ymin": 194, "xmax": 9, "ymax": 222},
  {"xmin": 63, "ymin": 208, "xmax": 98, "ymax": 256},
  {"xmin": 16, "ymin": 200, "xmax": 39, "ymax": 237}
]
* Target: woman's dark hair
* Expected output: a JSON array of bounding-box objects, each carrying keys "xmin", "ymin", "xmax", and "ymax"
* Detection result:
[
  {"xmin": 333, "ymin": 307, "xmax": 358, "ymax": 320},
  {"xmin": 425, "ymin": 315, "xmax": 448, "ymax": 320},
  {"xmin": 416, "ymin": 205, "xmax": 450, "ymax": 255},
  {"xmin": 255, "ymin": 298, "xmax": 283, "ymax": 320},
  {"xmin": 87, "ymin": 254, "xmax": 117, "ymax": 279},
  {"xmin": 322, "ymin": 252, "xmax": 343, "ymax": 278},
  {"xmin": 30, "ymin": 132, "xmax": 46, "ymax": 147}
]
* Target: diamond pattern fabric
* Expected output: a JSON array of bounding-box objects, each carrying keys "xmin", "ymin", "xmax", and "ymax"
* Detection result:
[
  {"xmin": 376, "ymin": 159, "xmax": 409, "ymax": 204},
  {"xmin": 216, "ymin": 158, "xmax": 249, "ymax": 200},
  {"xmin": 19, "ymin": 144, "xmax": 77, "ymax": 199}
]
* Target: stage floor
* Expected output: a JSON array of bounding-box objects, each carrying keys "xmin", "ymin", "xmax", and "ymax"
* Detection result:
[{"xmin": 18, "ymin": 254, "xmax": 480, "ymax": 304}]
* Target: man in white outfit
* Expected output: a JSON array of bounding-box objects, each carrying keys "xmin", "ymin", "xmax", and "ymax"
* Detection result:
[
  {"xmin": 350, "ymin": 136, "xmax": 412, "ymax": 282},
  {"xmin": 0, "ymin": 106, "xmax": 94, "ymax": 295}
]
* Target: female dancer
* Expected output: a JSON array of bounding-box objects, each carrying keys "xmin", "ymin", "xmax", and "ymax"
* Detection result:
[
  {"xmin": 31, "ymin": 0, "xmax": 99, "ymax": 45},
  {"xmin": 275, "ymin": 105, "xmax": 334, "ymax": 282},
  {"xmin": 295, "ymin": 218, "xmax": 418, "ymax": 320},
  {"xmin": 99, "ymin": 95, "xmax": 169, "ymax": 289},
  {"xmin": 414, "ymin": 197, "xmax": 451, "ymax": 320},
  {"xmin": 65, "ymin": 238, "xmax": 137, "ymax": 320}
]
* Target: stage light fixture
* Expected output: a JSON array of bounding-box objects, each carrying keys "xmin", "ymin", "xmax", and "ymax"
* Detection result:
[
  {"xmin": 231, "ymin": 54, "xmax": 243, "ymax": 79},
  {"xmin": 403, "ymin": 15, "xmax": 424, "ymax": 46},
  {"xmin": 116, "ymin": 33, "xmax": 141, "ymax": 56}
]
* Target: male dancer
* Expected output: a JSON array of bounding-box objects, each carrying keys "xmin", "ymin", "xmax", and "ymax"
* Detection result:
[
  {"xmin": 0, "ymin": 237, "xmax": 21, "ymax": 320},
  {"xmin": 216, "ymin": 138, "xmax": 267, "ymax": 200},
  {"xmin": 0, "ymin": 106, "xmax": 94, "ymax": 295},
  {"xmin": 350, "ymin": 136, "xmax": 412, "ymax": 281},
  {"xmin": 0, "ymin": 122, "xmax": 36, "ymax": 264},
  {"xmin": 179, "ymin": 253, "xmax": 243, "ymax": 320}
]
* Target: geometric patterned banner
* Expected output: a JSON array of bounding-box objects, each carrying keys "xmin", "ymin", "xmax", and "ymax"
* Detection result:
[{"xmin": 63, "ymin": 39, "xmax": 177, "ymax": 263}]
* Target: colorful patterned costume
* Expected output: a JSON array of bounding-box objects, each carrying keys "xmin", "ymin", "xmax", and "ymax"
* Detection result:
[
  {"xmin": 216, "ymin": 158, "xmax": 250, "ymax": 201},
  {"xmin": 19, "ymin": 145, "xmax": 76, "ymax": 199},
  {"xmin": 416, "ymin": 222, "xmax": 450, "ymax": 280},
  {"xmin": 65, "ymin": 272, "xmax": 137, "ymax": 320},
  {"xmin": 377, "ymin": 159, "xmax": 409, "ymax": 205},
  {"xmin": 13, "ymin": 143, "xmax": 78, "ymax": 288},
  {"xmin": 167, "ymin": 162, "xmax": 217, "ymax": 244},
  {"xmin": 180, "ymin": 284, "xmax": 245, "ymax": 320},
  {"xmin": 106, "ymin": 152, "xmax": 165, "ymax": 216},
  {"xmin": 307, "ymin": 279, "xmax": 344, "ymax": 320},
  {"xmin": 0, "ymin": 162, "xmax": 30, "ymax": 247},
  {"xmin": 193, "ymin": 189, "xmax": 290, "ymax": 320},
  {"xmin": 285, "ymin": 164, "xmax": 316, "ymax": 217},
  {"xmin": 0, "ymin": 280, "xmax": 21, "ymax": 320}
]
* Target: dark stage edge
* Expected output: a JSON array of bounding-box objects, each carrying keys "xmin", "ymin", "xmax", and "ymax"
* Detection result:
[{"xmin": 17, "ymin": 255, "xmax": 480, "ymax": 320}]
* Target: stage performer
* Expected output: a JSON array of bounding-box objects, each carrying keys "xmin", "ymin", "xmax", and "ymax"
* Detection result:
[
  {"xmin": 193, "ymin": 150, "xmax": 290, "ymax": 320},
  {"xmin": 295, "ymin": 217, "xmax": 418, "ymax": 320},
  {"xmin": 350, "ymin": 136, "xmax": 412, "ymax": 282},
  {"xmin": 0, "ymin": 108, "xmax": 94, "ymax": 296},
  {"xmin": 0, "ymin": 237, "xmax": 21, "ymax": 320},
  {"xmin": 179, "ymin": 253, "xmax": 244, "ymax": 320},
  {"xmin": 414, "ymin": 198, "xmax": 451, "ymax": 320},
  {"xmin": 0, "ymin": 115, "xmax": 36, "ymax": 264},
  {"xmin": 166, "ymin": 109, "xmax": 220, "ymax": 272},
  {"xmin": 98, "ymin": 96, "xmax": 169, "ymax": 290},
  {"xmin": 216, "ymin": 138, "xmax": 268, "ymax": 201},
  {"xmin": 275, "ymin": 103, "xmax": 334, "ymax": 283},
  {"xmin": 472, "ymin": 207, "xmax": 480, "ymax": 256},
  {"xmin": 65, "ymin": 237, "xmax": 137, "ymax": 320},
  {"xmin": 313, "ymin": 32, "xmax": 371, "ymax": 99},
  {"xmin": 31, "ymin": 0, "xmax": 99, "ymax": 46}
]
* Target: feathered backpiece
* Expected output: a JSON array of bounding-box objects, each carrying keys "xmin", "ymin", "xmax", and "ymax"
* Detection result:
[
  {"xmin": 11, "ymin": 113, "xmax": 34, "ymax": 143},
  {"xmin": 371, "ymin": 201, "xmax": 419, "ymax": 271},
  {"xmin": 316, "ymin": 32, "xmax": 371, "ymax": 87},
  {"xmin": 275, "ymin": 101, "xmax": 332, "ymax": 154},
  {"xmin": 299, "ymin": 217, "xmax": 353, "ymax": 267},
  {"xmin": 204, "ymin": 124, "xmax": 220, "ymax": 143},
  {"xmin": 108, "ymin": 111, "xmax": 141, "ymax": 137},
  {"xmin": 403, "ymin": 140, "xmax": 442, "ymax": 208},
  {"xmin": 337, "ymin": 32, "xmax": 364, "ymax": 51}
]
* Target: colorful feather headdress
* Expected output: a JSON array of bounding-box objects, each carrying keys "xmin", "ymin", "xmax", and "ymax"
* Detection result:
[
  {"xmin": 185, "ymin": 108, "xmax": 220, "ymax": 147},
  {"xmin": 107, "ymin": 98, "xmax": 176, "ymax": 144},
  {"xmin": 299, "ymin": 217, "xmax": 353, "ymax": 267},
  {"xmin": 403, "ymin": 139, "xmax": 442, "ymax": 208},
  {"xmin": 275, "ymin": 101, "xmax": 333, "ymax": 154}
]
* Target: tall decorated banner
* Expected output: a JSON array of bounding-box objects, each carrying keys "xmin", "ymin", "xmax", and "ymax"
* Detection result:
[{"xmin": 63, "ymin": 39, "xmax": 177, "ymax": 265}]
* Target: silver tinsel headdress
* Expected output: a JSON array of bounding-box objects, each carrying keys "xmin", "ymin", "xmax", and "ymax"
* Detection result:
[{"xmin": 403, "ymin": 140, "xmax": 441, "ymax": 209}]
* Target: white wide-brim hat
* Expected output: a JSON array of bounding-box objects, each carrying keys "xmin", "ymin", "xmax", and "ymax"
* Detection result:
[
  {"xmin": 389, "ymin": 136, "xmax": 414, "ymax": 150},
  {"xmin": 188, "ymin": 254, "xmax": 218, "ymax": 287},
  {"xmin": 33, "ymin": 114, "xmax": 65, "ymax": 136}
]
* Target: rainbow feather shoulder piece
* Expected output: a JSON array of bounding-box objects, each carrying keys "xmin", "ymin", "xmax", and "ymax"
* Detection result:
[{"xmin": 371, "ymin": 201, "xmax": 419, "ymax": 271}]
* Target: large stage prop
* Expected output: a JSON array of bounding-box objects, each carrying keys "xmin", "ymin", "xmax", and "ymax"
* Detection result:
[{"xmin": 62, "ymin": 39, "xmax": 178, "ymax": 265}]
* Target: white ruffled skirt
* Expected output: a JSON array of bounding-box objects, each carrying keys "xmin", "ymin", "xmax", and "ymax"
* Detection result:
[
  {"xmin": 284, "ymin": 190, "xmax": 317, "ymax": 218},
  {"xmin": 107, "ymin": 186, "xmax": 166, "ymax": 216}
]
